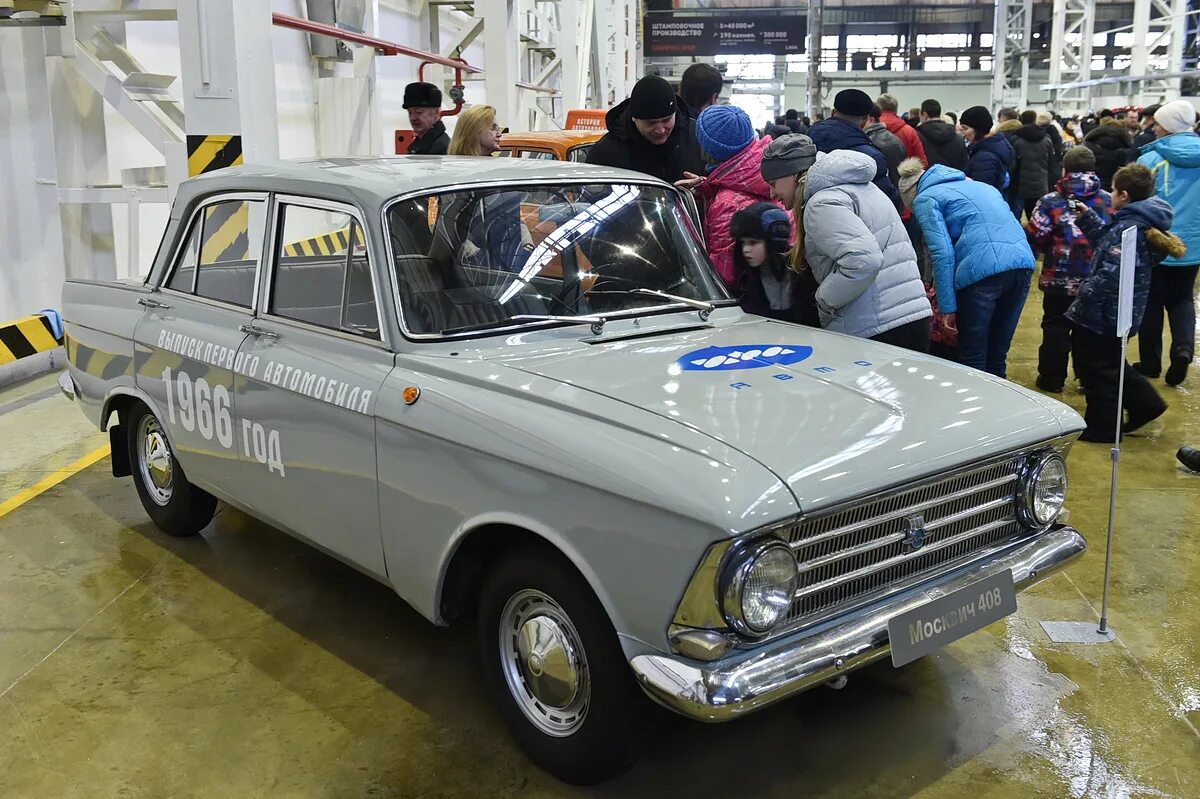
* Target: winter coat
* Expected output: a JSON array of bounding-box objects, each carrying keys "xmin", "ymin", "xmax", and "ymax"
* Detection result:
[
  {"xmin": 917, "ymin": 120, "xmax": 969, "ymax": 171},
  {"xmin": 736, "ymin": 260, "xmax": 820, "ymax": 327},
  {"xmin": 585, "ymin": 95, "xmax": 704, "ymax": 183},
  {"xmin": 409, "ymin": 120, "xmax": 450, "ymax": 155},
  {"xmin": 696, "ymin": 136, "xmax": 778, "ymax": 287},
  {"xmin": 1043, "ymin": 123, "xmax": 1065, "ymax": 182},
  {"xmin": 881, "ymin": 111, "xmax": 928, "ymax": 165},
  {"xmin": 1026, "ymin": 172, "xmax": 1113, "ymax": 295},
  {"xmin": 807, "ymin": 117, "xmax": 903, "ymax": 209},
  {"xmin": 801, "ymin": 150, "xmax": 931, "ymax": 338},
  {"xmin": 1083, "ymin": 125, "xmax": 1135, "ymax": 190},
  {"xmin": 1138, "ymin": 131, "xmax": 1200, "ymax": 266},
  {"xmin": 965, "ymin": 133, "xmax": 1021, "ymax": 216},
  {"xmin": 911, "ymin": 164, "xmax": 1036, "ymax": 315},
  {"xmin": 1133, "ymin": 127, "xmax": 1158, "ymax": 150},
  {"xmin": 1011, "ymin": 123, "xmax": 1056, "ymax": 199},
  {"xmin": 865, "ymin": 122, "xmax": 906, "ymax": 187},
  {"xmin": 1066, "ymin": 197, "xmax": 1185, "ymax": 337}
]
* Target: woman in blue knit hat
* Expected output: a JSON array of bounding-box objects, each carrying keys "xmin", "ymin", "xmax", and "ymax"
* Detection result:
[{"xmin": 686, "ymin": 104, "xmax": 781, "ymax": 287}]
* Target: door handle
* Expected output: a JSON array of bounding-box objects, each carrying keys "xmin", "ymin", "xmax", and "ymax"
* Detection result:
[
  {"xmin": 138, "ymin": 296, "xmax": 171, "ymax": 309},
  {"xmin": 239, "ymin": 323, "xmax": 279, "ymax": 340}
]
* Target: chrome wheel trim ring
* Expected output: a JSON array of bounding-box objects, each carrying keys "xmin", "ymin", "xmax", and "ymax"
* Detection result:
[
  {"xmin": 137, "ymin": 415, "xmax": 174, "ymax": 506},
  {"xmin": 498, "ymin": 588, "xmax": 590, "ymax": 738}
]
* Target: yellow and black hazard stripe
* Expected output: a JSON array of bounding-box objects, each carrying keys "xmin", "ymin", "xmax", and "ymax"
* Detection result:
[
  {"xmin": 188, "ymin": 135, "xmax": 250, "ymax": 264},
  {"xmin": 0, "ymin": 314, "xmax": 61, "ymax": 365},
  {"xmin": 187, "ymin": 134, "xmax": 243, "ymax": 177},
  {"xmin": 282, "ymin": 225, "xmax": 365, "ymax": 258}
]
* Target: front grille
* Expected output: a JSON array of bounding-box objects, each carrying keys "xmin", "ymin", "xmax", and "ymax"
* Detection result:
[{"xmin": 779, "ymin": 456, "xmax": 1028, "ymax": 627}]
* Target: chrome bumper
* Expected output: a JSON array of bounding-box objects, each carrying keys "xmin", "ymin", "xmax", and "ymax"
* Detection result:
[
  {"xmin": 631, "ymin": 525, "xmax": 1086, "ymax": 722},
  {"xmin": 58, "ymin": 371, "xmax": 77, "ymax": 401}
]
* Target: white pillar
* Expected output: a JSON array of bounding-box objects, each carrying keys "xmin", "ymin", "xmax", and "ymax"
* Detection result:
[
  {"xmin": 177, "ymin": 0, "xmax": 279, "ymax": 164},
  {"xmin": 480, "ymin": 0, "xmax": 519, "ymax": 124}
]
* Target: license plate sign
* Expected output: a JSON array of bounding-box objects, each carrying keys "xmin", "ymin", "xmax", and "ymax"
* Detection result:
[{"xmin": 887, "ymin": 570, "xmax": 1017, "ymax": 667}]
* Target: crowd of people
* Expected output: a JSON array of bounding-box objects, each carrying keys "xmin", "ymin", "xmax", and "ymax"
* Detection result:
[
  {"xmin": 399, "ymin": 71, "xmax": 1199, "ymax": 467},
  {"xmin": 579, "ymin": 72, "xmax": 1199, "ymax": 460}
]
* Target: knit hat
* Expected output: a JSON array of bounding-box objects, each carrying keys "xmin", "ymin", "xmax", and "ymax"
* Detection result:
[
  {"xmin": 833, "ymin": 89, "xmax": 873, "ymax": 118},
  {"xmin": 696, "ymin": 105, "xmax": 755, "ymax": 162},
  {"xmin": 959, "ymin": 105, "xmax": 993, "ymax": 139},
  {"xmin": 629, "ymin": 75, "xmax": 678, "ymax": 120},
  {"xmin": 1155, "ymin": 100, "xmax": 1196, "ymax": 134},
  {"xmin": 730, "ymin": 202, "xmax": 792, "ymax": 255},
  {"xmin": 1036, "ymin": 111, "xmax": 1053, "ymax": 126},
  {"xmin": 760, "ymin": 133, "xmax": 818, "ymax": 181},
  {"xmin": 403, "ymin": 82, "xmax": 442, "ymax": 109},
  {"xmin": 897, "ymin": 157, "xmax": 925, "ymax": 209},
  {"xmin": 1062, "ymin": 146, "xmax": 1096, "ymax": 173}
]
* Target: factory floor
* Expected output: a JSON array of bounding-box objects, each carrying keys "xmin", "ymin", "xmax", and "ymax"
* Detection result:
[{"xmin": 0, "ymin": 298, "xmax": 1197, "ymax": 798}]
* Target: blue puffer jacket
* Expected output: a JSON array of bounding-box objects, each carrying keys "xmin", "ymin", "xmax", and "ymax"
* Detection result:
[
  {"xmin": 965, "ymin": 133, "xmax": 1021, "ymax": 216},
  {"xmin": 1137, "ymin": 132, "xmax": 1200, "ymax": 266},
  {"xmin": 911, "ymin": 165, "xmax": 1036, "ymax": 315},
  {"xmin": 807, "ymin": 117, "xmax": 903, "ymax": 209},
  {"xmin": 1066, "ymin": 197, "xmax": 1185, "ymax": 336}
]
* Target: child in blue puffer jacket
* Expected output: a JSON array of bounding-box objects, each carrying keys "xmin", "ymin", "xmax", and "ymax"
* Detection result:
[{"xmin": 1066, "ymin": 164, "xmax": 1186, "ymax": 442}]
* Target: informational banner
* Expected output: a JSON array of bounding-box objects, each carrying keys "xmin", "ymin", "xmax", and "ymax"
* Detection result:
[
  {"xmin": 1117, "ymin": 225, "xmax": 1137, "ymax": 337},
  {"xmin": 644, "ymin": 11, "xmax": 807, "ymax": 56}
]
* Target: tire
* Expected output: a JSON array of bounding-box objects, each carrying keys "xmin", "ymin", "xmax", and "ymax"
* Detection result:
[
  {"xmin": 478, "ymin": 548, "xmax": 646, "ymax": 784},
  {"xmin": 126, "ymin": 403, "xmax": 217, "ymax": 537}
]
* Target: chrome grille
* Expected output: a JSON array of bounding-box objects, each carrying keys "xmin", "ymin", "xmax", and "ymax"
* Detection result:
[{"xmin": 781, "ymin": 456, "xmax": 1028, "ymax": 625}]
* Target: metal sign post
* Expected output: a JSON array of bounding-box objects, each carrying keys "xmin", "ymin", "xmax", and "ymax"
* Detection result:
[{"xmin": 1041, "ymin": 225, "xmax": 1136, "ymax": 645}]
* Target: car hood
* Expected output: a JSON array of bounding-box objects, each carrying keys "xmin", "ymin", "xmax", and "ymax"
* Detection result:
[{"xmin": 484, "ymin": 315, "xmax": 1082, "ymax": 511}]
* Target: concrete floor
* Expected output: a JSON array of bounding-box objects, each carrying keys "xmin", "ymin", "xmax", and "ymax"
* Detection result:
[{"xmin": 1, "ymin": 298, "xmax": 1197, "ymax": 798}]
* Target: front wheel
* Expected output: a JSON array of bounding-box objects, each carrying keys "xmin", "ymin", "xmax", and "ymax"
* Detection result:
[
  {"xmin": 478, "ymin": 548, "xmax": 646, "ymax": 784},
  {"xmin": 126, "ymin": 403, "xmax": 217, "ymax": 537}
]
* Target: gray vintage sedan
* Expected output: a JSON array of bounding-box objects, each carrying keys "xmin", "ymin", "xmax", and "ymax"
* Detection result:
[{"xmin": 60, "ymin": 157, "xmax": 1087, "ymax": 783}]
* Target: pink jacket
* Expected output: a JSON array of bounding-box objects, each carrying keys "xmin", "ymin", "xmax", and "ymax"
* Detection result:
[{"xmin": 697, "ymin": 136, "xmax": 778, "ymax": 287}]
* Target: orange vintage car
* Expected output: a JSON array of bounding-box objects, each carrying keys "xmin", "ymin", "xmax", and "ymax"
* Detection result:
[{"xmin": 498, "ymin": 129, "xmax": 603, "ymax": 162}]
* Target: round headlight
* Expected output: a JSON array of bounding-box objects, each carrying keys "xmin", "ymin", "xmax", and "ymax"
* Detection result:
[
  {"xmin": 722, "ymin": 541, "xmax": 799, "ymax": 635},
  {"xmin": 1021, "ymin": 452, "xmax": 1068, "ymax": 526}
]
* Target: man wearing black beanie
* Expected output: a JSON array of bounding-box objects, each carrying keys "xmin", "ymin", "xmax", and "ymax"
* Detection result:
[
  {"xmin": 806, "ymin": 88, "xmax": 902, "ymax": 208},
  {"xmin": 586, "ymin": 75, "xmax": 704, "ymax": 183}
]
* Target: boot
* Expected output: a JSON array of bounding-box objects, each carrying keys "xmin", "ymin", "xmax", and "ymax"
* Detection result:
[
  {"xmin": 1165, "ymin": 356, "xmax": 1189, "ymax": 387},
  {"xmin": 1177, "ymin": 447, "xmax": 1200, "ymax": 472},
  {"xmin": 1133, "ymin": 361, "xmax": 1160, "ymax": 378}
]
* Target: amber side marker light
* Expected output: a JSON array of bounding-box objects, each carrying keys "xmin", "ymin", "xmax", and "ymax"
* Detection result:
[{"xmin": 403, "ymin": 387, "xmax": 421, "ymax": 405}]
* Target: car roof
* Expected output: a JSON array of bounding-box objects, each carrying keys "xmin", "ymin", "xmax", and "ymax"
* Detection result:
[
  {"xmin": 499, "ymin": 130, "xmax": 603, "ymax": 148},
  {"xmin": 176, "ymin": 156, "xmax": 654, "ymax": 209}
]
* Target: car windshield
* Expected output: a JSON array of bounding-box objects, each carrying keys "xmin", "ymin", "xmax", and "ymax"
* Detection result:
[{"xmin": 386, "ymin": 183, "xmax": 729, "ymax": 336}]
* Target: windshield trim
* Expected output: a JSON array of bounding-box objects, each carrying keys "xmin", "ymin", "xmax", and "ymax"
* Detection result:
[{"xmin": 380, "ymin": 176, "xmax": 715, "ymax": 342}]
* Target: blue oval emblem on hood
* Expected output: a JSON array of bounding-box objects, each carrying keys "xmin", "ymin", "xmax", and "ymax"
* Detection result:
[{"xmin": 677, "ymin": 345, "xmax": 814, "ymax": 371}]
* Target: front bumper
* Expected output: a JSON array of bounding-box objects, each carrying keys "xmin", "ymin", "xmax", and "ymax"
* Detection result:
[{"xmin": 631, "ymin": 524, "xmax": 1086, "ymax": 722}]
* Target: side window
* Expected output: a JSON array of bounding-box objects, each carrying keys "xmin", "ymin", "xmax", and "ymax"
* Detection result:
[
  {"xmin": 568, "ymin": 145, "xmax": 592, "ymax": 163},
  {"xmin": 166, "ymin": 220, "xmax": 200, "ymax": 292},
  {"xmin": 271, "ymin": 204, "xmax": 379, "ymax": 339},
  {"xmin": 165, "ymin": 199, "xmax": 265, "ymax": 307},
  {"xmin": 520, "ymin": 150, "xmax": 557, "ymax": 161}
]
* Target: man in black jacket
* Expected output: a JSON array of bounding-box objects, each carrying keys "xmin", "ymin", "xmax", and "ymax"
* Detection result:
[
  {"xmin": 586, "ymin": 75, "xmax": 704, "ymax": 183},
  {"xmin": 916, "ymin": 98, "xmax": 968, "ymax": 170},
  {"xmin": 680, "ymin": 62, "xmax": 723, "ymax": 119},
  {"xmin": 1134, "ymin": 104, "xmax": 1161, "ymax": 150},
  {"xmin": 806, "ymin": 89, "xmax": 902, "ymax": 208},
  {"xmin": 1011, "ymin": 110, "xmax": 1056, "ymax": 219},
  {"xmin": 404, "ymin": 82, "xmax": 450, "ymax": 155}
]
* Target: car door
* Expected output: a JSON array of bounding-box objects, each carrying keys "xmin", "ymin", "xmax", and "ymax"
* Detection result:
[
  {"xmin": 133, "ymin": 193, "xmax": 269, "ymax": 496},
  {"xmin": 232, "ymin": 195, "xmax": 391, "ymax": 578}
]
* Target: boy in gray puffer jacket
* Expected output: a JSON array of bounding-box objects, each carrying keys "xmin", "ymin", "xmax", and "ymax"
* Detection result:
[{"xmin": 799, "ymin": 150, "xmax": 932, "ymax": 349}]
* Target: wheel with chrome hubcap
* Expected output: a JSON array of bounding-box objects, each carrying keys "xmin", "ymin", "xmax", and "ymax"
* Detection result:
[
  {"xmin": 479, "ymin": 548, "xmax": 646, "ymax": 784},
  {"xmin": 126, "ymin": 403, "xmax": 216, "ymax": 537}
]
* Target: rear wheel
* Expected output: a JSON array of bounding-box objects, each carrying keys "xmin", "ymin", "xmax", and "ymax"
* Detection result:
[
  {"xmin": 126, "ymin": 404, "xmax": 216, "ymax": 537},
  {"xmin": 478, "ymin": 548, "xmax": 645, "ymax": 784}
]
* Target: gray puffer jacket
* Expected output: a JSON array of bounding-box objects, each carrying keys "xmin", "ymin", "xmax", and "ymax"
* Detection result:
[{"xmin": 802, "ymin": 150, "xmax": 931, "ymax": 338}]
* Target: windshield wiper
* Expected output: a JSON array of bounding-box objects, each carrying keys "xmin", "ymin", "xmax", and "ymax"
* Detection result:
[
  {"xmin": 441, "ymin": 313, "xmax": 609, "ymax": 336},
  {"xmin": 625, "ymin": 288, "xmax": 730, "ymax": 321}
]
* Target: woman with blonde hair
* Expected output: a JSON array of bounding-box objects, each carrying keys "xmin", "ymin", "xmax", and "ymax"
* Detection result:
[{"xmin": 448, "ymin": 104, "xmax": 502, "ymax": 156}]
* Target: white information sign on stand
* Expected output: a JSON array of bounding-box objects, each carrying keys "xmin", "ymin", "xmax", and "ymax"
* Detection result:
[{"xmin": 1117, "ymin": 225, "xmax": 1138, "ymax": 336}]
